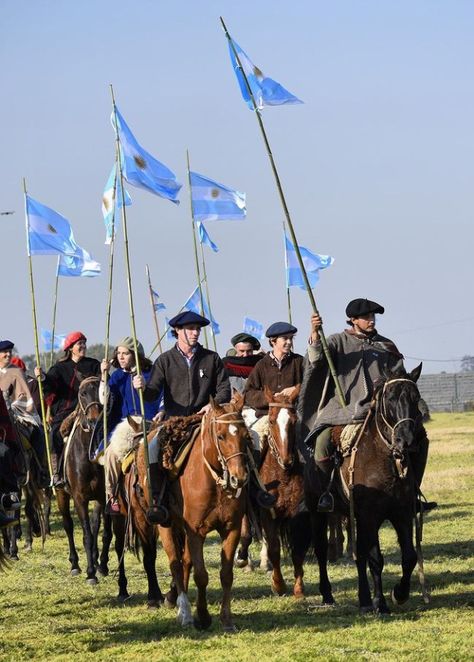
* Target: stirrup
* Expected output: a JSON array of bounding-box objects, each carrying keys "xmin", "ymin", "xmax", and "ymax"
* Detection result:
[
  {"xmin": 317, "ymin": 491, "xmax": 334, "ymax": 513},
  {"xmin": 147, "ymin": 503, "xmax": 170, "ymax": 526}
]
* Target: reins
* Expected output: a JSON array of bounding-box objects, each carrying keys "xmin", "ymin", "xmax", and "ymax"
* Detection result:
[{"xmin": 267, "ymin": 401, "xmax": 296, "ymax": 469}]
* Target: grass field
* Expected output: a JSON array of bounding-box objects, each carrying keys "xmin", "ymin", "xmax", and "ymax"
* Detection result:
[{"xmin": 0, "ymin": 413, "xmax": 473, "ymax": 661}]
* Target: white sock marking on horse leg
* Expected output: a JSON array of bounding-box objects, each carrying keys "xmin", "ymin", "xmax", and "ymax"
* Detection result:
[{"xmin": 176, "ymin": 592, "xmax": 193, "ymax": 627}]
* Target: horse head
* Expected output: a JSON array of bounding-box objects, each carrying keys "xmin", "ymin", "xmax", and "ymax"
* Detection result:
[
  {"xmin": 376, "ymin": 363, "xmax": 423, "ymax": 458},
  {"xmin": 77, "ymin": 376, "xmax": 102, "ymax": 430},
  {"xmin": 204, "ymin": 396, "xmax": 249, "ymax": 491},
  {"xmin": 264, "ymin": 384, "xmax": 300, "ymax": 469}
]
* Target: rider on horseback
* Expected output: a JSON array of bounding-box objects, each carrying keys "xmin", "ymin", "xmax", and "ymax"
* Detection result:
[
  {"xmin": 222, "ymin": 333, "xmax": 263, "ymax": 394},
  {"xmin": 300, "ymin": 298, "xmax": 435, "ymax": 513}
]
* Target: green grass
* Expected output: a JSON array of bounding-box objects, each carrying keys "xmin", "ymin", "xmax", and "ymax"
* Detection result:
[{"xmin": 1, "ymin": 413, "xmax": 473, "ymax": 661}]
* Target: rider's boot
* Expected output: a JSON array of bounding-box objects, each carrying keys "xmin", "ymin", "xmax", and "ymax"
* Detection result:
[
  {"xmin": 0, "ymin": 510, "xmax": 19, "ymax": 530},
  {"xmin": 314, "ymin": 428, "xmax": 335, "ymax": 513},
  {"xmin": 146, "ymin": 463, "xmax": 170, "ymax": 526},
  {"xmin": 246, "ymin": 448, "xmax": 277, "ymax": 509},
  {"xmin": 51, "ymin": 452, "xmax": 65, "ymax": 489}
]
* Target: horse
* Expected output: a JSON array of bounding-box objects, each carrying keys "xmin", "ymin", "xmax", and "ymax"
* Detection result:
[
  {"xmin": 304, "ymin": 364, "xmax": 426, "ymax": 614},
  {"xmin": 56, "ymin": 376, "xmax": 113, "ymax": 584},
  {"xmin": 158, "ymin": 392, "xmax": 249, "ymax": 632}
]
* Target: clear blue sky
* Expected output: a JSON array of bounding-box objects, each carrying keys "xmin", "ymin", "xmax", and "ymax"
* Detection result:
[{"xmin": 1, "ymin": 1, "xmax": 473, "ymax": 373}]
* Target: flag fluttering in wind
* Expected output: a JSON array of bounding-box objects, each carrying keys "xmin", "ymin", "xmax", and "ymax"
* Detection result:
[
  {"xmin": 227, "ymin": 38, "xmax": 303, "ymax": 110},
  {"xmin": 112, "ymin": 107, "xmax": 181, "ymax": 203},
  {"xmin": 243, "ymin": 317, "xmax": 264, "ymax": 339},
  {"xmin": 57, "ymin": 247, "xmax": 101, "ymax": 278},
  {"xmin": 285, "ymin": 234, "xmax": 334, "ymax": 290},
  {"xmin": 184, "ymin": 286, "xmax": 220, "ymax": 335},
  {"xmin": 102, "ymin": 163, "xmax": 132, "ymax": 244},
  {"xmin": 40, "ymin": 328, "xmax": 66, "ymax": 352},
  {"xmin": 151, "ymin": 289, "xmax": 166, "ymax": 312},
  {"xmin": 190, "ymin": 171, "xmax": 246, "ymax": 221},
  {"xmin": 196, "ymin": 220, "xmax": 218, "ymax": 253},
  {"xmin": 26, "ymin": 195, "xmax": 79, "ymax": 256},
  {"xmin": 165, "ymin": 318, "xmax": 174, "ymax": 342}
]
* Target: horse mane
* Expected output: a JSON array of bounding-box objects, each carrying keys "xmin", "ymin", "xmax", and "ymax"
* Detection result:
[{"xmin": 157, "ymin": 414, "xmax": 202, "ymax": 470}]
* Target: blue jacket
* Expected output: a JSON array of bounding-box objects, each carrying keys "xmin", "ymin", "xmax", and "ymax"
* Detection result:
[{"xmin": 108, "ymin": 368, "xmax": 163, "ymax": 433}]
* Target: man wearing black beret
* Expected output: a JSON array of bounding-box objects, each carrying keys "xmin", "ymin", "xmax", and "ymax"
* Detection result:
[
  {"xmin": 222, "ymin": 333, "xmax": 262, "ymax": 394},
  {"xmin": 300, "ymin": 298, "xmax": 434, "ymax": 512}
]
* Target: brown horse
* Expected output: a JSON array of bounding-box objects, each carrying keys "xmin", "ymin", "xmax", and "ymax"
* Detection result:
[
  {"xmin": 159, "ymin": 392, "xmax": 249, "ymax": 632},
  {"xmin": 57, "ymin": 376, "xmax": 112, "ymax": 584},
  {"xmin": 304, "ymin": 365, "xmax": 426, "ymax": 614}
]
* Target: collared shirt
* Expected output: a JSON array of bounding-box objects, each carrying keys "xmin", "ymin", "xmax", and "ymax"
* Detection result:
[{"xmin": 175, "ymin": 343, "xmax": 198, "ymax": 367}]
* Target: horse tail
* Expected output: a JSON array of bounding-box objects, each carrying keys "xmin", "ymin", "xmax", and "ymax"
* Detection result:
[{"xmin": 23, "ymin": 479, "xmax": 47, "ymax": 546}]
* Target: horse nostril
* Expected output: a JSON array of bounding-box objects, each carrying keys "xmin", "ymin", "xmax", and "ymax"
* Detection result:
[{"xmin": 230, "ymin": 475, "xmax": 239, "ymax": 489}]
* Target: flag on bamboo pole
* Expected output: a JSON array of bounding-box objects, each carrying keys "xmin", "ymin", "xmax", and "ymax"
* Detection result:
[
  {"xmin": 190, "ymin": 171, "xmax": 246, "ymax": 221},
  {"xmin": 112, "ymin": 107, "xmax": 182, "ymax": 203},
  {"xmin": 102, "ymin": 163, "xmax": 132, "ymax": 244},
  {"xmin": 227, "ymin": 38, "xmax": 303, "ymax": 110},
  {"xmin": 165, "ymin": 318, "xmax": 174, "ymax": 342},
  {"xmin": 184, "ymin": 286, "xmax": 220, "ymax": 335},
  {"xmin": 57, "ymin": 247, "xmax": 101, "ymax": 278},
  {"xmin": 40, "ymin": 328, "xmax": 66, "ymax": 352},
  {"xmin": 151, "ymin": 289, "xmax": 166, "ymax": 312},
  {"xmin": 285, "ymin": 234, "xmax": 334, "ymax": 289},
  {"xmin": 243, "ymin": 317, "xmax": 264, "ymax": 339},
  {"xmin": 26, "ymin": 195, "xmax": 79, "ymax": 256},
  {"xmin": 196, "ymin": 220, "xmax": 218, "ymax": 253}
]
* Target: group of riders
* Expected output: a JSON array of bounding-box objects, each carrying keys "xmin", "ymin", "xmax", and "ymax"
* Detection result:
[{"xmin": 0, "ymin": 296, "xmax": 436, "ymax": 534}]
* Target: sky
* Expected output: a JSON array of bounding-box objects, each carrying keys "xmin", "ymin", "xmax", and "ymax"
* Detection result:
[{"xmin": 1, "ymin": 1, "xmax": 473, "ymax": 374}]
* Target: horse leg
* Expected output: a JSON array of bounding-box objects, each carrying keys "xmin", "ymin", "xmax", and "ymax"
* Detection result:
[
  {"xmin": 142, "ymin": 534, "xmax": 164, "ymax": 608},
  {"xmin": 112, "ymin": 515, "xmax": 129, "ymax": 602},
  {"xmin": 188, "ymin": 532, "xmax": 212, "ymax": 630},
  {"xmin": 311, "ymin": 511, "xmax": 335, "ymax": 605},
  {"xmin": 355, "ymin": 519, "xmax": 380, "ymax": 614},
  {"xmin": 90, "ymin": 501, "xmax": 101, "ymax": 566},
  {"xmin": 262, "ymin": 515, "xmax": 287, "ymax": 596},
  {"xmin": 391, "ymin": 515, "xmax": 417, "ymax": 606},
  {"xmin": 74, "ymin": 499, "xmax": 98, "ymax": 584},
  {"xmin": 235, "ymin": 513, "xmax": 252, "ymax": 569},
  {"xmin": 289, "ymin": 513, "xmax": 311, "ymax": 600},
  {"xmin": 97, "ymin": 510, "xmax": 112, "ymax": 577},
  {"xmin": 367, "ymin": 529, "xmax": 390, "ymax": 615},
  {"xmin": 219, "ymin": 527, "xmax": 241, "ymax": 632},
  {"xmin": 159, "ymin": 525, "xmax": 192, "ymax": 626},
  {"xmin": 56, "ymin": 490, "xmax": 80, "ymax": 575}
]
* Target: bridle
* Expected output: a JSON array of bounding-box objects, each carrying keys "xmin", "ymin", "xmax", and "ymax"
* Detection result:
[
  {"xmin": 374, "ymin": 377, "xmax": 420, "ymax": 451},
  {"xmin": 77, "ymin": 376, "xmax": 102, "ymax": 432},
  {"xmin": 202, "ymin": 410, "xmax": 249, "ymax": 493},
  {"xmin": 267, "ymin": 401, "xmax": 296, "ymax": 469}
]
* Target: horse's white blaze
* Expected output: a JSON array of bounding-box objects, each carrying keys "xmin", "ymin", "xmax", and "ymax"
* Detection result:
[
  {"xmin": 177, "ymin": 592, "xmax": 193, "ymax": 627},
  {"xmin": 277, "ymin": 407, "xmax": 290, "ymax": 441},
  {"xmin": 229, "ymin": 424, "xmax": 238, "ymax": 436}
]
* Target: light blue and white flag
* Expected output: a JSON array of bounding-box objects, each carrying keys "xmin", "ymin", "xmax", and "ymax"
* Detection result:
[
  {"xmin": 57, "ymin": 248, "xmax": 101, "ymax": 278},
  {"xmin": 26, "ymin": 195, "xmax": 79, "ymax": 257},
  {"xmin": 184, "ymin": 285, "xmax": 220, "ymax": 335},
  {"xmin": 112, "ymin": 107, "xmax": 181, "ymax": 203},
  {"xmin": 196, "ymin": 220, "xmax": 218, "ymax": 253},
  {"xmin": 285, "ymin": 234, "xmax": 334, "ymax": 290},
  {"xmin": 228, "ymin": 38, "xmax": 303, "ymax": 110},
  {"xmin": 165, "ymin": 318, "xmax": 174, "ymax": 342},
  {"xmin": 151, "ymin": 289, "xmax": 166, "ymax": 312},
  {"xmin": 40, "ymin": 328, "xmax": 66, "ymax": 352},
  {"xmin": 243, "ymin": 317, "xmax": 264, "ymax": 339},
  {"xmin": 102, "ymin": 164, "xmax": 132, "ymax": 244},
  {"xmin": 190, "ymin": 171, "xmax": 246, "ymax": 221}
]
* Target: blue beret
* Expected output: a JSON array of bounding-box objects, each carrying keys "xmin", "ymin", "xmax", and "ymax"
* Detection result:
[
  {"xmin": 0, "ymin": 340, "xmax": 14, "ymax": 351},
  {"xmin": 265, "ymin": 322, "xmax": 298, "ymax": 338},
  {"xmin": 345, "ymin": 298, "xmax": 384, "ymax": 318},
  {"xmin": 168, "ymin": 311, "xmax": 210, "ymax": 328}
]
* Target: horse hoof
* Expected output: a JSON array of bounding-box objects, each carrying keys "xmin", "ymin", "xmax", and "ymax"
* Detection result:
[
  {"xmin": 86, "ymin": 577, "xmax": 99, "ymax": 586},
  {"xmin": 71, "ymin": 568, "xmax": 81, "ymax": 577},
  {"xmin": 223, "ymin": 624, "xmax": 237, "ymax": 634},
  {"xmin": 391, "ymin": 587, "xmax": 408, "ymax": 606},
  {"xmin": 235, "ymin": 558, "xmax": 248, "ymax": 568},
  {"xmin": 147, "ymin": 600, "xmax": 161, "ymax": 610},
  {"xmin": 271, "ymin": 583, "xmax": 288, "ymax": 597},
  {"xmin": 8, "ymin": 554, "xmax": 19, "ymax": 562},
  {"xmin": 359, "ymin": 605, "xmax": 374, "ymax": 615},
  {"xmin": 194, "ymin": 614, "xmax": 212, "ymax": 630},
  {"xmin": 96, "ymin": 565, "xmax": 109, "ymax": 577},
  {"xmin": 23, "ymin": 544, "xmax": 33, "ymax": 553},
  {"xmin": 164, "ymin": 596, "xmax": 176, "ymax": 609},
  {"xmin": 117, "ymin": 593, "xmax": 131, "ymax": 604}
]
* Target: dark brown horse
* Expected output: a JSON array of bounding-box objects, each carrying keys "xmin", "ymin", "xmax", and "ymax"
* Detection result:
[
  {"xmin": 254, "ymin": 385, "xmax": 313, "ymax": 598},
  {"xmin": 304, "ymin": 365, "xmax": 426, "ymax": 614},
  {"xmin": 159, "ymin": 392, "xmax": 249, "ymax": 632},
  {"xmin": 57, "ymin": 376, "xmax": 112, "ymax": 584}
]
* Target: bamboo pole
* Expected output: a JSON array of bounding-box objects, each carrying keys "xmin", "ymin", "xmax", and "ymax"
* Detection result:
[
  {"xmin": 23, "ymin": 180, "xmax": 54, "ymax": 490},
  {"xmin": 110, "ymin": 86, "xmax": 154, "ymax": 508},
  {"xmin": 199, "ymin": 242, "xmax": 217, "ymax": 352},
  {"xmin": 220, "ymin": 17, "xmax": 346, "ymax": 408},
  {"xmin": 146, "ymin": 264, "xmax": 163, "ymax": 355},
  {"xmin": 282, "ymin": 223, "xmax": 293, "ymax": 324},
  {"xmin": 186, "ymin": 150, "xmax": 209, "ymax": 349}
]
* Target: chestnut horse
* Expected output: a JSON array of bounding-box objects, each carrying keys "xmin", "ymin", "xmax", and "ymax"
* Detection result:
[
  {"xmin": 57, "ymin": 376, "xmax": 112, "ymax": 584},
  {"xmin": 304, "ymin": 365, "xmax": 427, "ymax": 614},
  {"xmin": 159, "ymin": 393, "xmax": 249, "ymax": 631}
]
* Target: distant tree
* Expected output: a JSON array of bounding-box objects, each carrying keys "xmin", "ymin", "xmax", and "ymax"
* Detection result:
[{"xmin": 460, "ymin": 355, "xmax": 474, "ymax": 372}]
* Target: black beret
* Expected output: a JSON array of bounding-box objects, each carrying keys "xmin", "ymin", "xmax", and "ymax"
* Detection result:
[
  {"xmin": 230, "ymin": 333, "xmax": 261, "ymax": 350},
  {"xmin": 0, "ymin": 340, "xmax": 14, "ymax": 351},
  {"xmin": 168, "ymin": 311, "xmax": 210, "ymax": 328},
  {"xmin": 345, "ymin": 298, "xmax": 384, "ymax": 318},
  {"xmin": 265, "ymin": 322, "xmax": 298, "ymax": 338}
]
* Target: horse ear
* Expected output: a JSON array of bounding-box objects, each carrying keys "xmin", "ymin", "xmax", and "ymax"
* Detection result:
[
  {"xmin": 263, "ymin": 385, "xmax": 274, "ymax": 403},
  {"xmin": 409, "ymin": 362, "xmax": 423, "ymax": 383},
  {"xmin": 230, "ymin": 388, "xmax": 244, "ymax": 413},
  {"xmin": 289, "ymin": 384, "xmax": 301, "ymax": 403}
]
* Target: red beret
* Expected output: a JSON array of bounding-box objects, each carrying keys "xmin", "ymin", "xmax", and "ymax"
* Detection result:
[
  {"xmin": 10, "ymin": 356, "xmax": 26, "ymax": 371},
  {"xmin": 63, "ymin": 331, "xmax": 86, "ymax": 351}
]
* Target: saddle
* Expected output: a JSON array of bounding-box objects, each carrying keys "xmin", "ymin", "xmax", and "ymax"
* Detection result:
[{"xmin": 331, "ymin": 423, "xmax": 364, "ymax": 457}]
